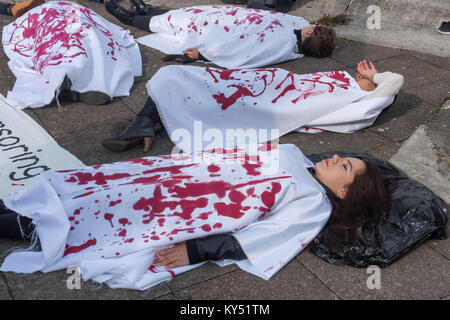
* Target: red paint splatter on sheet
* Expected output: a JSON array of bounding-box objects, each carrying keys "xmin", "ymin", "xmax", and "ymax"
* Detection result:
[
  {"xmin": 261, "ymin": 182, "xmax": 282, "ymax": 208},
  {"xmin": 104, "ymin": 213, "xmax": 114, "ymax": 227},
  {"xmin": 148, "ymin": 264, "xmax": 175, "ymax": 277},
  {"xmin": 5, "ymin": 3, "xmax": 123, "ymax": 74},
  {"xmin": 64, "ymin": 238, "xmax": 97, "ymax": 256},
  {"xmin": 109, "ymin": 199, "xmax": 122, "ymax": 207},
  {"xmin": 206, "ymin": 68, "xmax": 277, "ymax": 110},
  {"xmin": 65, "ymin": 172, "xmax": 132, "ymax": 185},
  {"xmin": 72, "ymin": 191, "xmax": 95, "ymax": 199},
  {"xmin": 207, "ymin": 164, "xmax": 220, "ymax": 173}
]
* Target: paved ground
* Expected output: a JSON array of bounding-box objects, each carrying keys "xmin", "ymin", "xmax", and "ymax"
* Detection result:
[{"xmin": 0, "ymin": 0, "xmax": 449, "ymax": 300}]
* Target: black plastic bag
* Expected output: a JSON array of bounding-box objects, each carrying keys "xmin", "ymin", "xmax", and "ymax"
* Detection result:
[{"xmin": 306, "ymin": 151, "xmax": 448, "ymax": 268}]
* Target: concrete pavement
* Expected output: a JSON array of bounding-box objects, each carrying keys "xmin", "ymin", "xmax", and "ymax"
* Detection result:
[{"xmin": 0, "ymin": 0, "xmax": 448, "ymax": 300}]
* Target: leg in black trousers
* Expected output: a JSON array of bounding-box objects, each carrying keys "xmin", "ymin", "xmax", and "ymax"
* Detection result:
[
  {"xmin": 101, "ymin": 96, "xmax": 162, "ymax": 153},
  {"xmin": 0, "ymin": 200, "xmax": 35, "ymax": 240},
  {"xmin": 105, "ymin": 0, "xmax": 169, "ymax": 30}
]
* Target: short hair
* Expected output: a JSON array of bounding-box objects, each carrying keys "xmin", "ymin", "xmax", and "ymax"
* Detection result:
[{"xmin": 300, "ymin": 26, "xmax": 337, "ymax": 58}]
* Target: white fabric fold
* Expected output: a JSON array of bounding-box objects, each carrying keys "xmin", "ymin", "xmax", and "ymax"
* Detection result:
[
  {"xmin": 1, "ymin": 144, "xmax": 331, "ymax": 290},
  {"xmin": 137, "ymin": 5, "xmax": 309, "ymax": 69},
  {"xmin": 2, "ymin": 1, "xmax": 142, "ymax": 109}
]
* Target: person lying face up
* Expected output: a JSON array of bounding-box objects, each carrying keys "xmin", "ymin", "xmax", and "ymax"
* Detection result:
[
  {"xmin": 0, "ymin": 144, "xmax": 389, "ymax": 290},
  {"xmin": 105, "ymin": 1, "xmax": 337, "ymax": 68},
  {"xmin": 101, "ymin": 60, "xmax": 403, "ymax": 153}
]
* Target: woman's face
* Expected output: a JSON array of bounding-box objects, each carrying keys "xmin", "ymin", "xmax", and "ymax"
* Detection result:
[{"xmin": 315, "ymin": 155, "xmax": 366, "ymax": 199}]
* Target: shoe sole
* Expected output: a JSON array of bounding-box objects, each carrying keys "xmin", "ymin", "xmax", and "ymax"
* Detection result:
[
  {"xmin": 102, "ymin": 138, "xmax": 143, "ymax": 152},
  {"xmin": 79, "ymin": 92, "xmax": 111, "ymax": 106},
  {"xmin": 12, "ymin": 0, "xmax": 45, "ymax": 17},
  {"xmin": 437, "ymin": 30, "xmax": 450, "ymax": 35}
]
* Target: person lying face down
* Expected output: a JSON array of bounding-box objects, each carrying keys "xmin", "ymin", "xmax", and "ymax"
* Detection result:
[
  {"xmin": 101, "ymin": 60, "xmax": 404, "ymax": 154},
  {"xmin": 105, "ymin": 1, "xmax": 337, "ymax": 68},
  {"xmin": 1, "ymin": 1, "xmax": 142, "ymax": 109},
  {"xmin": 0, "ymin": 144, "xmax": 390, "ymax": 290}
]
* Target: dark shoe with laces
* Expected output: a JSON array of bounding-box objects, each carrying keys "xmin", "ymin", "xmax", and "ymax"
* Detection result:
[
  {"xmin": 129, "ymin": 0, "xmax": 152, "ymax": 15},
  {"xmin": 438, "ymin": 21, "xmax": 450, "ymax": 35},
  {"xmin": 105, "ymin": 0, "xmax": 135, "ymax": 25}
]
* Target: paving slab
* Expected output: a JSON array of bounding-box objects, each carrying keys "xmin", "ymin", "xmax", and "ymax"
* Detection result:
[
  {"xmin": 373, "ymin": 55, "xmax": 450, "ymax": 106},
  {"xmin": 279, "ymin": 127, "xmax": 393, "ymax": 159},
  {"xmin": 329, "ymin": 38, "xmax": 404, "ymax": 68},
  {"xmin": 3, "ymin": 269, "xmax": 171, "ymax": 300},
  {"xmin": 370, "ymin": 92, "xmax": 432, "ymax": 143},
  {"xmin": 168, "ymin": 262, "xmax": 238, "ymax": 292},
  {"xmin": 31, "ymin": 99, "xmax": 136, "ymax": 138},
  {"xmin": 0, "ymin": 272, "xmax": 12, "ymax": 300},
  {"xmin": 301, "ymin": 245, "xmax": 450, "ymax": 300},
  {"xmin": 55, "ymin": 121, "xmax": 175, "ymax": 166},
  {"xmin": 174, "ymin": 257, "xmax": 339, "ymax": 300}
]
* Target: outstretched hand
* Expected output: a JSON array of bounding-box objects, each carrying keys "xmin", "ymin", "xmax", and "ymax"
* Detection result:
[
  {"xmin": 357, "ymin": 60, "xmax": 378, "ymax": 81},
  {"xmin": 154, "ymin": 243, "xmax": 189, "ymax": 269},
  {"xmin": 184, "ymin": 47, "xmax": 199, "ymax": 60}
]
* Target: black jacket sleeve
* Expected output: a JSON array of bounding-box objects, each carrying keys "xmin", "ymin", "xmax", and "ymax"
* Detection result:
[{"xmin": 186, "ymin": 234, "xmax": 247, "ymax": 264}]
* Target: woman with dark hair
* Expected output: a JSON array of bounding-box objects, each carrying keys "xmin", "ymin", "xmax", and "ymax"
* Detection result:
[
  {"xmin": 105, "ymin": 0, "xmax": 337, "ymax": 69},
  {"xmin": 0, "ymin": 144, "xmax": 389, "ymax": 290}
]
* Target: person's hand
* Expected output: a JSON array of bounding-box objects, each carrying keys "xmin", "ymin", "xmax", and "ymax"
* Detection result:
[
  {"xmin": 154, "ymin": 243, "xmax": 189, "ymax": 269},
  {"xmin": 357, "ymin": 60, "xmax": 378, "ymax": 81},
  {"xmin": 184, "ymin": 47, "xmax": 199, "ymax": 60}
]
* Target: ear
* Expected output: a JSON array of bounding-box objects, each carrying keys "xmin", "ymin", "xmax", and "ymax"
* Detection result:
[
  {"xmin": 337, "ymin": 188, "xmax": 347, "ymax": 200},
  {"xmin": 306, "ymin": 27, "xmax": 314, "ymax": 35}
]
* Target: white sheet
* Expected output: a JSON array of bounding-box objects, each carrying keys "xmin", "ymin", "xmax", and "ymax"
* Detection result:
[
  {"xmin": 2, "ymin": 1, "xmax": 142, "ymax": 109},
  {"xmin": 1, "ymin": 144, "xmax": 331, "ymax": 290},
  {"xmin": 0, "ymin": 97, "xmax": 84, "ymax": 198},
  {"xmin": 147, "ymin": 65, "xmax": 369, "ymax": 151},
  {"xmin": 137, "ymin": 5, "xmax": 309, "ymax": 69}
]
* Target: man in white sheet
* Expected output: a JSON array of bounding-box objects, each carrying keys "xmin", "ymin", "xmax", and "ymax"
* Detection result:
[
  {"xmin": 101, "ymin": 60, "xmax": 404, "ymax": 153},
  {"xmin": 105, "ymin": 0, "xmax": 337, "ymax": 69}
]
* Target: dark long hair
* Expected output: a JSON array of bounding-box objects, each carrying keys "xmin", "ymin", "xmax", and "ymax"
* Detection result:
[
  {"xmin": 318, "ymin": 160, "xmax": 390, "ymax": 249},
  {"xmin": 298, "ymin": 25, "xmax": 337, "ymax": 58}
]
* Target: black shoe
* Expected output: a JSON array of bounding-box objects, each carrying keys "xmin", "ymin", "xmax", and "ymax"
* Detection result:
[
  {"xmin": 105, "ymin": 0, "xmax": 135, "ymax": 25},
  {"xmin": 438, "ymin": 21, "xmax": 450, "ymax": 35},
  {"xmin": 129, "ymin": 0, "xmax": 152, "ymax": 15},
  {"xmin": 102, "ymin": 116, "xmax": 155, "ymax": 153},
  {"xmin": 57, "ymin": 76, "xmax": 111, "ymax": 106}
]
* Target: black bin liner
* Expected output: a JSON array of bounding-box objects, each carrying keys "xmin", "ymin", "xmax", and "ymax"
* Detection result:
[{"xmin": 305, "ymin": 151, "xmax": 448, "ymax": 268}]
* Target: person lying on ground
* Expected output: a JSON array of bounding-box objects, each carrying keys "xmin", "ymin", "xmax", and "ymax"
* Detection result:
[
  {"xmin": 1, "ymin": 1, "xmax": 141, "ymax": 109},
  {"xmin": 0, "ymin": 0, "xmax": 45, "ymax": 17},
  {"xmin": 101, "ymin": 60, "xmax": 403, "ymax": 153},
  {"xmin": 105, "ymin": 0, "xmax": 337, "ymax": 69},
  {"xmin": 0, "ymin": 144, "xmax": 389, "ymax": 290}
]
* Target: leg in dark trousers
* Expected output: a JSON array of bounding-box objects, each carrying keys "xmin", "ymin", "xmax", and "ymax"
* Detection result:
[
  {"xmin": 102, "ymin": 97, "xmax": 162, "ymax": 153},
  {"xmin": 0, "ymin": 2, "xmax": 13, "ymax": 15},
  {"xmin": 105, "ymin": 0, "xmax": 169, "ymax": 29},
  {"xmin": 0, "ymin": 200, "xmax": 34, "ymax": 240}
]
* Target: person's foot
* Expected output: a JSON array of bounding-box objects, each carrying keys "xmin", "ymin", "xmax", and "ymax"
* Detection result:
[
  {"xmin": 438, "ymin": 21, "xmax": 450, "ymax": 35},
  {"xmin": 11, "ymin": 0, "xmax": 45, "ymax": 18},
  {"xmin": 105, "ymin": 0, "xmax": 135, "ymax": 25},
  {"xmin": 102, "ymin": 116, "xmax": 156, "ymax": 153},
  {"xmin": 58, "ymin": 76, "xmax": 111, "ymax": 106},
  {"xmin": 129, "ymin": 0, "xmax": 152, "ymax": 15}
]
